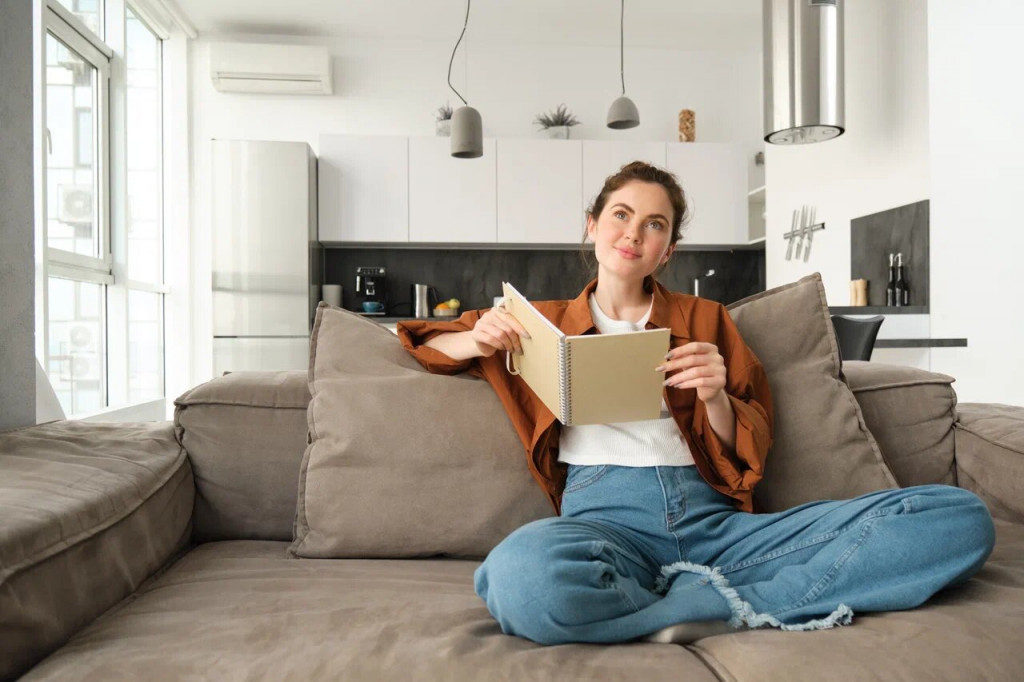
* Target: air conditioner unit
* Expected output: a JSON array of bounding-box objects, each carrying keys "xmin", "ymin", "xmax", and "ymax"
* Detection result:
[
  {"xmin": 57, "ymin": 184, "xmax": 93, "ymax": 225},
  {"xmin": 210, "ymin": 42, "xmax": 333, "ymax": 95}
]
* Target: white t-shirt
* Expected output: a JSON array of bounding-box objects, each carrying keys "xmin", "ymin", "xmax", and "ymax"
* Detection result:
[{"xmin": 557, "ymin": 293, "xmax": 696, "ymax": 468}]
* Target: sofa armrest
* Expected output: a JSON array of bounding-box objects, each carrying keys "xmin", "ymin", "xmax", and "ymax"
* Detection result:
[
  {"xmin": 174, "ymin": 370, "xmax": 310, "ymax": 542},
  {"xmin": 0, "ymin": 421, "xmax": 193, "ymax": 680},
  {"xmin": 955, "ymin": 403, "xmax": 1024, "ymax": 523},
  {"xmin": 843, "ymin": 361, "xmax": 958, "ymax": 487}
]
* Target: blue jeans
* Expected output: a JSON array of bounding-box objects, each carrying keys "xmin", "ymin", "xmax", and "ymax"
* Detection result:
[{"xmin": 474, "ymin": 464, "xmax": 995, "ymax": 645}]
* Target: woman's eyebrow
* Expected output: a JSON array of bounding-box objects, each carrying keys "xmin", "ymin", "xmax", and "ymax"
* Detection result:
[{"xmin": 611, "ymin": 203, "xmax": 668, "ymax": 223}]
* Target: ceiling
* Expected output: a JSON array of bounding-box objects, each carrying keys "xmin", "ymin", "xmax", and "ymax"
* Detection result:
[{"xmin": 172, "ymin": 0, "xmax": 762, "ymax": 51}]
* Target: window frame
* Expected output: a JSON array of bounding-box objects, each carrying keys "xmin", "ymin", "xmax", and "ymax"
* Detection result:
[
  {"xmin": 44, "ymin": 3, "xmax": 114, "ymax": 278},
  {"xmin": 37, "ymin": 0, "xmax": 169, "ymax": 421}
]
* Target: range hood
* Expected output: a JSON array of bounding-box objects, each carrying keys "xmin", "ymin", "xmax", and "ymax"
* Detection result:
[{"xmin": 763, "ymin": 0, "xmax": 845, "ymax": 144}]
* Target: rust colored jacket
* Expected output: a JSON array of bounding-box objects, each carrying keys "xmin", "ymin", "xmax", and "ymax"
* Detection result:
[{"xmin": 397, "ymin": 278, "xmax": 773, "ymax": 515}]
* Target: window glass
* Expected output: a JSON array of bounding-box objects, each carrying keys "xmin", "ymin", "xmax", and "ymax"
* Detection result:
[
  {"xmin": 128, "ymin": 290, "xmax": 164, "ymax": 402},
  {"xmin": 53, "ymin": 0, "xmax": 102, "ymax": 38},
  {"xmin": 45, "ymin": 32, "xmax": 99, "ymax": 258},
  {"xmin": 47, "ymin": 277, "xmax": 106, "ymax": 415},
  {"xmin": 126, "ymin": 7, "xmax": 163, "ymax": 284}
]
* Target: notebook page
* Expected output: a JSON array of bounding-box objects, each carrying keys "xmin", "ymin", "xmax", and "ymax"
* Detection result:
[{"xmin": 502, "ymin": 282, "xmax": 566, "ymax": 421}]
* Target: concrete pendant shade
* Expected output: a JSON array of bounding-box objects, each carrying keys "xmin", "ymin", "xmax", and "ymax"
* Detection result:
[
  {"xmin": 607, "ymin": 96, "xmax": 640, "ymax": 129},
  {"xmin": 450, "ymin": 106, "xmax": 483, "ymax": 158}
]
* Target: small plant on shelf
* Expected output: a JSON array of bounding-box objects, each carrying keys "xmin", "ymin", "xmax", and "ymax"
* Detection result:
[
  {"xmin": 435, "ymin": 102, "xmax": 454, "ymax": 136},
  {"xmin": 534, "ymin": 104, "xmax": 581, "ymax": 138}
]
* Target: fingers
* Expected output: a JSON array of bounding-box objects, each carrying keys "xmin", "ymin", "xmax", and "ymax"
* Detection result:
[
  {"xmin": 655, "ymin": 342, "xmax": 723, "ymax": 374},
  {"xmin": 474, "ymin": 308, "xmax": 530, "ymax": 355},
  {"xmin": 663, "ymin": 365, "xmax": 724, "ymax": 389}
]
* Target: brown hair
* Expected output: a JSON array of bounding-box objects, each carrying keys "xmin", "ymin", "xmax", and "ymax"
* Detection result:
[{"xmin": 580, "ymin": 161, "xmax": 691, "ymax": 289}]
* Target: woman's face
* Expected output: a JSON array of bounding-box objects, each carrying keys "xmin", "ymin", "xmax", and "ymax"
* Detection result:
[{"xmin": 586, "ymin": 180, "xmax": 676, "ymax": 284}]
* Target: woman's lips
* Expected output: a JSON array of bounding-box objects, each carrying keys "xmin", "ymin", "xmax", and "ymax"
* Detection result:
[{"xmin": 616, "ymin": 247, "xmax": 640, "ymax": 260}]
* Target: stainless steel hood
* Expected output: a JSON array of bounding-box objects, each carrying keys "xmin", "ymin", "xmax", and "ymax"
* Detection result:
[{"xmin": 763, "ymin": 0, "xmax": 845, "ymax": 144}]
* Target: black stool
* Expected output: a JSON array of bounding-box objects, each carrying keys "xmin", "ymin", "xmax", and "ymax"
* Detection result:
[{"xmin": 830, "ymin": 315, "xmax": 885, "ymax": 362}]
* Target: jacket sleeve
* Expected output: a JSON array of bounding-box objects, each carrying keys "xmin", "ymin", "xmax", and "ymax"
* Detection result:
[
  {"xmin": 691, "ymin": 304, "xmax": 774, "ymax": 492},
  {"xmin": 396, "ymin": 309, "xmax": 485, "ymax": 375}
]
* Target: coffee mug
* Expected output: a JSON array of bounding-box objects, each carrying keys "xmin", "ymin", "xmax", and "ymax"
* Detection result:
[{"xmin": 362, "ymin": 301, "xmax": 384, "ymax": 313}]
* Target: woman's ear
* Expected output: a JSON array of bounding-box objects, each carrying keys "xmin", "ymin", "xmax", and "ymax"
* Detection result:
[
  {"xmin": 585, "ymin": 215, "xmax": 596, "ymax": 242},
  {"xmin": 661, "ymin": 243, "xmax": 676, "ymax": 263}
]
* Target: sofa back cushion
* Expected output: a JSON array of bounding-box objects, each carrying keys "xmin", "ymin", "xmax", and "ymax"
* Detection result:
[
  {"xmin": 289, "ymin": 305, "xmax": 553, "ymax": 560},
  {"xmin": 727, "ymin": 273, "xmax": 898, "ymax": 511},
  {"xmin": 174, "ymin": 371, "xmax": 310, "ymax": 542},
  {"xmin": 843, "ymin": 361, "xmax": 957, "ymax": 487}
]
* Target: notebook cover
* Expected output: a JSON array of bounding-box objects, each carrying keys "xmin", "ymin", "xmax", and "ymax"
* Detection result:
[
  {"xmin": 563, "ymin": 329, "xmax": 670, "ymax": 425},
  {"xmin": 502, "ymin": 282, "xmax": 670, "ymax": 426}
]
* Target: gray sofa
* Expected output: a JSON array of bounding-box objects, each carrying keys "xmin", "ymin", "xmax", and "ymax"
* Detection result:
[{"xmin": 2, "ymin": 361, "xmax": 1024, "ymax": 681}]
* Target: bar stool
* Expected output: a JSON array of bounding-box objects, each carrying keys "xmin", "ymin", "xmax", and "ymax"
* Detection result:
[{"xmin": 830, "ymin": 315, "xmax": 885, "ymax": 362}]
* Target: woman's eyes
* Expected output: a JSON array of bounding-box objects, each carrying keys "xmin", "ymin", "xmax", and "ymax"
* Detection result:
[{"xmin": 614, "ymin": 211, "xmax": 664, "ymax": 230}]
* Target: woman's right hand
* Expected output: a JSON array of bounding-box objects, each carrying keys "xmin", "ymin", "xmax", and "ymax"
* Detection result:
[{"xmin": 470, "ymin": 304, "xmax": 531, "ymax": 357}]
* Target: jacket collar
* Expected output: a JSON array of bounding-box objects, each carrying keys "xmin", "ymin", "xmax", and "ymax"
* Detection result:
[{"xmin": 561, "ymin": 276, "xmax": 691, "ymax": 340}]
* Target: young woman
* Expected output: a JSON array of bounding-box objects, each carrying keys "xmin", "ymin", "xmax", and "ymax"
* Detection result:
[{"xmin": 396, "ymin": 162, "xmax": 995, "ymax": 646}]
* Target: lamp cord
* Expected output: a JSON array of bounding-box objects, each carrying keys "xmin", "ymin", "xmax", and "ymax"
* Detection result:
[
  {"xmin": 620, "ymin": 0, "xmax": 625, "ymax": 96},
  {"xmin": 447, "ymin": 0, "xmax": 471, "ymax": 106}
]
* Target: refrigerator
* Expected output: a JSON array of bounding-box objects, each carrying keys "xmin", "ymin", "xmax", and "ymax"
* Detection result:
[{"xmin": 211, "ymin": 140, "xmax": 322, "ymax": 376}]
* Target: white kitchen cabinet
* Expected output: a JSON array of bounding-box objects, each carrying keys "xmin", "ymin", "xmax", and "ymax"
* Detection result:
[
  {"xmin": 409, "ymin": 136, "xmax": 497, "ymax": 243},
  {"xmin": 665, "ymin": 143, "xmax": 747, "ymax": 246},
  {"xmin": 318, "ymin": 134, "xmax": 408, "ymax": 243},
  {"xmin": 582, "ymin": 141, "xmax": 667, "ymax": 217},
  {"xmin": 497, "ymin": 139, "xmax": 583, "ymax": 244}
]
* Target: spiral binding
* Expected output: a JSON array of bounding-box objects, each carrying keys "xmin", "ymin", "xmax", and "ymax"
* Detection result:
[{"xmin": 558, "ymin": 339, "xmax": 571, "ymax": 425}]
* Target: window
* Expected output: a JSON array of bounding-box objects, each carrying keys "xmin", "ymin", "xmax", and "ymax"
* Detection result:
[
  {"xmin": 125, "ymin": 6, "xmax": 165, "ymax": 403},
  {"xmin": 39, "ymin": 0, "xmax": 166, "ymax": 418}
]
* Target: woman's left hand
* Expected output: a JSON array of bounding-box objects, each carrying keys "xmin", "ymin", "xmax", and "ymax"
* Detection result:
[{"xmin": 656, "ymin": 342, "xmax": 727, "ymax": 403}]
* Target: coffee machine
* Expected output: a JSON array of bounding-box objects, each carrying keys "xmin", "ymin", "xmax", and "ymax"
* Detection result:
[{"xmin": 354, "ymin": 266, "xmax": 387, "ymax": 314}]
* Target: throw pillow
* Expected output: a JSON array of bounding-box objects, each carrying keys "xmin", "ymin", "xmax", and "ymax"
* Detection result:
[
  {"xmin": 289, "ymin": 304, "xmax": 553, "ymax": 560},
  {"xmin": 727, "ymin": 273, "xmax": 898, "ymax": 511}
]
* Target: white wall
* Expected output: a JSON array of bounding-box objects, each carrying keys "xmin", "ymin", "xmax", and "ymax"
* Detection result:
[
  {"xmin": 188, "ymin": 33, "xmax": 763, "ymax": 384},
  {"xmin": 927, "ymin": 1, "xmax": 1024, "ymax": 404},
  {"xmin": 765, "ymin": 0, "xmax": 930, "ymax": 307}
]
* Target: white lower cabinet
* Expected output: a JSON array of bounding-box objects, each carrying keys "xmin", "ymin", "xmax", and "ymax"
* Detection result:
[
  {"xmin": 665, "ymin": 143, "xmax": 747, "ymax": 246},
  {"xmin": 497, "ymin": 139, "xmax": 583, "ymax": 244},
  {"xmin": 408, "ymin": 137, "xmax": 497, "ymax": 243}
]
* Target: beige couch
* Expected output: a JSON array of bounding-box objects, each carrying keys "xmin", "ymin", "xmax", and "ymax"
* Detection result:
[{"xmin": 2, "ymin": 360, "xmax": 1024, "ymax": 681}]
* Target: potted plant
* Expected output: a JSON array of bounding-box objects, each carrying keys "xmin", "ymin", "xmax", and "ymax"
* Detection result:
[
  {"xmin": 435, "ymin": 102, "xmax": 453, "ymax": 137},
  {"xmin": 534, "ymin": 104, "xmax": 581, "ymax": 139}
]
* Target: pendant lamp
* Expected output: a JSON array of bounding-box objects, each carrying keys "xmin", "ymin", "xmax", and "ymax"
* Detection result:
[
  {"xmin": 448, "ymin": 0, "xmax": 482, "ymax": 158},
  {"xmin": 607, "ymin": 0, "xmax": 639, "ymax": 129}
]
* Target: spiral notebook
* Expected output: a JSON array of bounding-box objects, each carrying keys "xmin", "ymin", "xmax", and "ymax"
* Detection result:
[{"xmin": 501, "ymin": 282, "xmax": 670, "ymax": 426}]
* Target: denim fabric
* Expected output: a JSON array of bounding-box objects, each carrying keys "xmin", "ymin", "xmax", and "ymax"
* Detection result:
[{"xmin": 474, "ymin": 464, "xmax": 995, "ymax": 645}]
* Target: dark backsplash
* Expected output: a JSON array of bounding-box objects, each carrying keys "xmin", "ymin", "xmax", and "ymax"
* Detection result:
[
  {"xmin": 324, "ymin": 247, "xmax": 765, "ymax": 316},
  {"xmin": 850, "ymin": 200, "xmax": 929, "ymax": 308}
]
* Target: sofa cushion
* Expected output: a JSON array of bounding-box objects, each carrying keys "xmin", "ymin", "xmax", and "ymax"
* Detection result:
[
  {"xmin": 23, "ymin": 522, "xmax": 1024, "ymax": 681},
  {"xmin": 686, "ymin": 519, "xmax": 1024, "ymax": 682},
  {"xmin": 174, "ymin": 370, "xmax": 310, "ymax": 542},
  {"xmin": 290, "ymin": 304, "xmax": 552, "ymax": 560},
  {"xmin": 21, "ymin": 540, "xmax": 719, "ymax": 682},
  {"xmin": 955, "ymin": 403, "xmax": 1024, "ymax": 524},
  {"xmin": 727, "ymin": 273, "xmax": 898, "ymax": 511},
  {"xmin": 843, "ymin": 361, "xmax": 958, "ymax": 487},
  {"xmin": 0, "ymin": 421, "xmax": 193, "ymax": 681}
]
